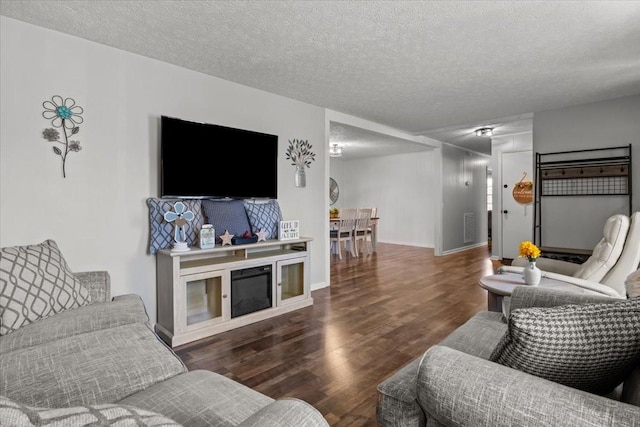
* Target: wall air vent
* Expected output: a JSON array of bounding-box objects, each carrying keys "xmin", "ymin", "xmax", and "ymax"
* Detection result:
[{"xmin": 464, "ymin": 212, "xmax": 475, "ymax": 243}]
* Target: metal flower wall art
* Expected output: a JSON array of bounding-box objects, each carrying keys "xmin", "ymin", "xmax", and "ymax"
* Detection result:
[
  {"xmin": 42, "ymin": 95, "xmax": 84, "ymax": 178},
  {"xmin": 285, "ymin": 138, "xmax": 316, "ymax": 187}
]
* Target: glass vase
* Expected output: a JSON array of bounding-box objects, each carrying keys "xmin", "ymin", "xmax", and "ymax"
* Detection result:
[{"xmin": 523, "ymin": 260, "xmax": 542, "ymax": 286}]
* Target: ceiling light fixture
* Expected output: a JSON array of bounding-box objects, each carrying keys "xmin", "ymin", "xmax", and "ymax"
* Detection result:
[
  {"xmin": 475, "ymin": 127, "xmax": 493, "ymax": 137},
  {"xmin": 329, "ymin": 143, "xmax": 343, "ymax": 157}
]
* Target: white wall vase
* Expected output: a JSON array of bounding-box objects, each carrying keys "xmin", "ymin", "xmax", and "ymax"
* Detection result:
[
  {"xmin": 294, "ymin": 165, "xmax": 306, "ymax": 187},
  {"xmin": 523, "ymin": 261, "xmax": 542, "ymax": 286}
]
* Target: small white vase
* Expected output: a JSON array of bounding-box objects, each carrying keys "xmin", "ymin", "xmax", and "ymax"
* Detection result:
[{"xmin": 523, "ymin": 261, "xmax": 542, "ymax": 286}]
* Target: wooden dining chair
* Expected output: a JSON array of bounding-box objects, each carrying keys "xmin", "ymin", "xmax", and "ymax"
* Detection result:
[
  {"xmin": 330, "ymin": 208, "xmax": 358, "ymax": 259},
  {"xmin": 354, "ymin": 208, "xmax": 373, "ymax": 256}
]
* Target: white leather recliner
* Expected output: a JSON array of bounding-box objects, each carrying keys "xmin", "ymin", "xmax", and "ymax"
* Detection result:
[{"xmin": 500, "ymin": 212, "xmax": 640, "ymax": 298}]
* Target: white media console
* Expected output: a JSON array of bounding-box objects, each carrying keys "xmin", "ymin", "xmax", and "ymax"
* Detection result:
[{"xmin": 155, "ymin": 237, "xmax": 313, "ymax": 347}]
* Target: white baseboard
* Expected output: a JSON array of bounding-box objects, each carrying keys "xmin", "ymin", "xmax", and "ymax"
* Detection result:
[
  {"xmin": 441, "ymin": 241, "xmax": 488, "ymax": 256},
  {"xmin": 377, "ymin": 240, "xmax": 433, "ymax": 248},
  {"xmin": 311, "ymin": 281, "xmax": 329, "ymax": 291}
]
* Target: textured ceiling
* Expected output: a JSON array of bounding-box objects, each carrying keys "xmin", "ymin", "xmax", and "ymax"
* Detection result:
[{"xmin": 2, "ymin": 1, "xmax": 640, "ymax": 156}]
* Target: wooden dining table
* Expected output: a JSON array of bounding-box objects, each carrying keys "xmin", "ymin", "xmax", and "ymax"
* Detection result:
[{"xmin": 330, "ymin": 217, "xmax": 379, "ymax": 252}]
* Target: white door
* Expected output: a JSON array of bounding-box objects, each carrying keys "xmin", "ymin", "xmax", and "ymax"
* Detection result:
[{"xmin": 501, "ymin": 151, "xmax": 534, "ymax": 259}]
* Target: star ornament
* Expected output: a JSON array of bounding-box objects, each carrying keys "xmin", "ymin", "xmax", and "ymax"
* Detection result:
[
  {"xmin": 220, "ymin": 230, "xmax": 234, "ymax": 246},
  {"xmin": 256, "ymin": 229, "xmax": 267, "ymax": 242}
]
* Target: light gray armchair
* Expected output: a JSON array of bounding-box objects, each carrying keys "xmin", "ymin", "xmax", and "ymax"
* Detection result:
[
  {"xmin": 500, "ymin": 212, "xmax": 640, "ymax": 298},
  {"xmin": 377, "ymin": 286, "xmax": 640, "ymax": 427}
]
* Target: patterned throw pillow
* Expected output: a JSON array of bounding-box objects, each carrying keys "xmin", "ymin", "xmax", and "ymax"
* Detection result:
[
  {"xmin": 201, "ymin": 199, "xmax": 252, "ymax": 243},
  {"xmin": 489, "ymin": 298, "xmax": 640, "ymax": 394},
  {"xmin": 0, "ymin": 395, "xmax": 182, "ymax": 426},
  {"xmin": 244, "ymin": 199, "xmax": 283, "ymax": 240},
  {"xmin": 0, "ymin": 240, "xmax": 92, "ymax": 335},
  {"xmin": 147, "ymin": 198, "xmax": 204, "ymax": 254}
]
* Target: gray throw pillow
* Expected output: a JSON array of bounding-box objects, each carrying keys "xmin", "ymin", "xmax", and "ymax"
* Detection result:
[
  {"xmin": 244, "ymin": 199, "xmax": 283, "ymax": 240},
  {"xmin": 201, "ymin": 199, "xmax": 252, "ymax": 243},
  {"xmin": 0, "ymin": 240, "xmax": 92, "ymax": 335},
  {"xmin": 490, "ymin": 297, "xmax": 640, "ymax": 394},
  {"xmin": 0, "ymin": 395, "xmax": 182, "ymax": 426},
  {"xmin": 147, "ymin": 198, "xmax": 204, "ymax": 254}
]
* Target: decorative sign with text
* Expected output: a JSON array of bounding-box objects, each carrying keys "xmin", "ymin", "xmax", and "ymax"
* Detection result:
[
  {"xmin": 279, "ymin": 220, "xmax": 300, "ymax": 241},
  {"xmin": 513, "ymin": 172, "xmax": 534, "ymax": 204}
]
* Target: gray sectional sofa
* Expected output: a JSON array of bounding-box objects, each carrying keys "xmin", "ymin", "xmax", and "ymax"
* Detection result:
[
  {"xmin": 377, "ymin": 286, "xmax": 640, "ymax": 427},
  {"xmin": 0, "ymin": 240, "xmax": 328, "ymax": 426}
]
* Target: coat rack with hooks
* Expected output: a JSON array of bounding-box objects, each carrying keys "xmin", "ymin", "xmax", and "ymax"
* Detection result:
[{"xmin": 534, "ymin": 144, "xmax": 632, "ymax": 248}]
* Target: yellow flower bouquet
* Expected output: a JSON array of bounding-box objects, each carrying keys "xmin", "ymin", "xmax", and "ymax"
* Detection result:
[{"xmin": 519, "ymin": 241, "xmax": 541, "ymax": 262}]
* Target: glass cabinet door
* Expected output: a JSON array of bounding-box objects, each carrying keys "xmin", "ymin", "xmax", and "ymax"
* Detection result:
[
  {"xmin": 276, "ymin": 257, "xmax": 307, "ymax": 306},
  {"xmin": 179, "ymin": 269, "xmax": 229, "ymax": 333}
]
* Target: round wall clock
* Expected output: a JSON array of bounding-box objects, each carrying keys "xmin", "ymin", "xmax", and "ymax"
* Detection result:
[{"xmin": 329, "ymin": 178, "xmax": 339, "ymax": 205}]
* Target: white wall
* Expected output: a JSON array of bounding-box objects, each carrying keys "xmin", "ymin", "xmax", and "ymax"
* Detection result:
[
  {"xmin": 0, "ymin": 17, "xmax": 329, "ymax": 323},
  {"xmin": 325, "ymin": 111, "xmax": 441, "ymax": 251},
  {"xmin": 441, "ymin": 144, "xmax": 490, "ymax": 253},
  {"xmin": 533, "ymin": 95, "xmax": 640, "ymax": 249},
  {"xmin": 337, "ymin": 151, "xmax": 437, "ymax": 247}
]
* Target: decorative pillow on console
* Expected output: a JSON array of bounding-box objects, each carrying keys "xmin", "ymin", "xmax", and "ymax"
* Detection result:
[
  {"xmin": 0, "ymin": 395, "xmax": 181, "ymax": 426},
  {"xmin": 147, "ymin": 198, "xmax": 204, "ymax": 254},
  {"xmin": 201, "ymin": 199, "xmax": 252, "ymax": 243},
  {"xmin": 0, "ymin": 240, "xmax": 92, "ymax": 335},
  {"xmin": 489, "ymin": 298, "xmax": 640, "ymax": 394},
  {"xmin": 244, "ymin": 199, "xmax": 283, "ymax": 240}
]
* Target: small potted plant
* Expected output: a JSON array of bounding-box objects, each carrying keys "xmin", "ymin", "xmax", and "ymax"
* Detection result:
[{"xmin": 330, "ymin": 208, "xmax": 339, "ymax": 219}]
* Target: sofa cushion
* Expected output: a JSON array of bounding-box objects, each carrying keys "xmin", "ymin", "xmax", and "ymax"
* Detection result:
[
  {"xmin": 0, "ymin": 294, "xmax": 148, "ymax": 354},
  {"xmin": 119, "ymin": 370, "xmax": 273, "ymax": 426},
  {"xmin": 490, "ymin": 298, "xmax": 640, "ymax": 394},
  {"xmin": 201, "ymin": 199, "xmax": 252, "ymax": 243},
  {"xmin": 439, "ymin": 311, "xmax": 506, "ymax": 359},
  {"xmin": 573, "ymin": 214, "xmax": 629, "ymax": 283},
  {"xmin": 237, "ymin": 398, "xmax": 329, "ymax": 427},
  {"xmin": 417, "ymin": 345, "xmax": 640, "ymax": 427},
  {"xmin": 1, "ymin": 322, "xmax": 187, "ymax": 407},
  {"xmin": 147, "ymin": 198, "xmax": 204, "ymax": 254},
  {"xmin": 0, "ymin": 240, "xmax": 92, "ymax": 335},
  {"xmin": 0, "ymin": 395, "xmax": 181, "ymax": 426},
  {"xmin": 376, "ymin": 311, "xmax": 505, "ymax": 426},
  {"xmin": 244, "ymin": 199, "xmax": 283, "ymax": 240},
  {"xmin": 376, "ymin": 357, "xmax": 425, "ymax": 426}
]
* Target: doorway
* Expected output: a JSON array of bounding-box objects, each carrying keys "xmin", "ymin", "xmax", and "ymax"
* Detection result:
[{"xmin": 501, "ymin": 150, "xmax": 534, "ymax": 260}]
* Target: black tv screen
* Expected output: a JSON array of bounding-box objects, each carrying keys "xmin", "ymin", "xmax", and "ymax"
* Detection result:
[{"xmin": 160, "ymin": 116, "xmax": 278, "ymax": 199}]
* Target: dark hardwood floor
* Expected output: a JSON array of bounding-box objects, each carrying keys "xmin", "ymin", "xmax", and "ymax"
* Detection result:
[{"xmin": 175, "ymin": 243, "xmax": 502, "ymax": 426}]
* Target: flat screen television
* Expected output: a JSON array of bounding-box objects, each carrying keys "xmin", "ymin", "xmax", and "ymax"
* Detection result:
[{"xmin": 160, "ymin": 116, "xmax": 278, "ymax": 199}]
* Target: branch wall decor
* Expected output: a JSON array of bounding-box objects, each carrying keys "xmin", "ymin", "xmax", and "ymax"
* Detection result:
[
  {"xmin": 285, "ymin": 138, "xmax": 316, "ymax": 187},
  {"xmin": 42, "ymin": 95, "xmax": 84, "ymax": 178}
]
